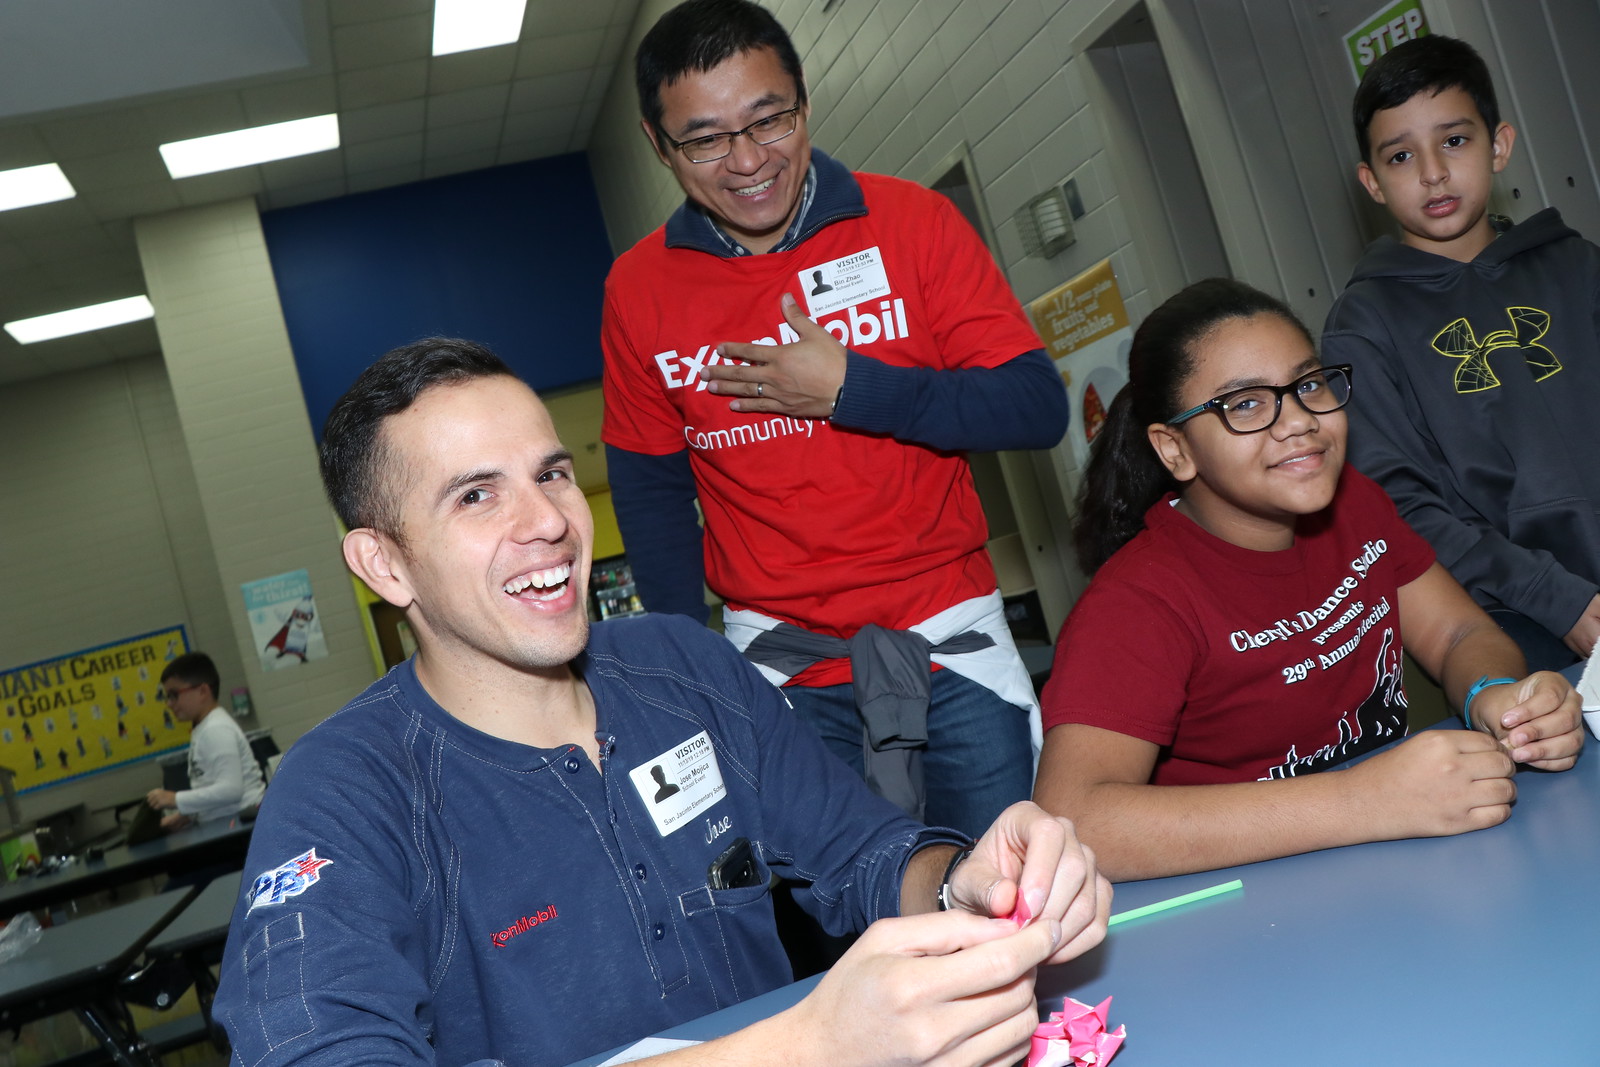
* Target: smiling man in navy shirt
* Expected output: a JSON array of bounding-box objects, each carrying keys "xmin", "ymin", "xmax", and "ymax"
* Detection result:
[{"xmin": 214, "ymin": 338, "xmax": 1108, "ymax": 1067}]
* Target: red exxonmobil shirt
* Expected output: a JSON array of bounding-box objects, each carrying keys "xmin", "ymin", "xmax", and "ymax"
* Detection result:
[{"xmin": 602, "ymin": 165, "xmax": 1042, "ymax": 686}]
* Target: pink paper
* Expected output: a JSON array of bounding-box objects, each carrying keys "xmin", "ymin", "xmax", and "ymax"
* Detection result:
[{"xmin": 1027, "ymin": 996, "xmax": 1126, "ymax": 1067}]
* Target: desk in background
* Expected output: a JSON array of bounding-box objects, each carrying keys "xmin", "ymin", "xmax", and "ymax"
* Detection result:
[
  {"xmin": 0, "ymin": 817, "xmax": 251, "ymax": 920},
  {"xmin": 0, "ymin": 886, "xmax": 197, "ymax": 1067},
  {"xmin": 569, "ymin": 745, "xmax": 1600, "ymax": 1066}
]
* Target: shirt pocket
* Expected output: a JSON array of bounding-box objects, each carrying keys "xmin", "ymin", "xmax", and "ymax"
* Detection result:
[
  {"xmin": 676, "ymin": 851, "xmax": 774, "ymax": 919},
  {"xmin": 224, "ymin": 911, "xmax": 316, "ymax": 1066}
]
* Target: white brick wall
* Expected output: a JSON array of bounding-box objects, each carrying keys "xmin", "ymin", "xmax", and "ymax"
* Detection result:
[{"xmin": 135, "ymin": 198, "xmax": 377, "ymax": 754}]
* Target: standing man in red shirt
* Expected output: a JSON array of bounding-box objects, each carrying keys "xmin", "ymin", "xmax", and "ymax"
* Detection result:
[{"xmin": 602, "ymin": 0, "xmax": 1068, "ymax": 836}]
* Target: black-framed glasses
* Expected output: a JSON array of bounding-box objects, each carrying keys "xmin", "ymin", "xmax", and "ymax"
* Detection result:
[
  {"xmin": 1166, "ymin": 365, "xmax": 1354, "ymax": 434},
  {"xmin": 160, "ymin": 683, "xmax": 197, "ymax": 703},
  {"xmin": 666, "ymin": 106, "xmax": 801, "ymax": 164}
]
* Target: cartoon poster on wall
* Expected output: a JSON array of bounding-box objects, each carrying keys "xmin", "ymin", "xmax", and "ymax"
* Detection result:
[
  {"xmin": 243, "ymin": 569, "xmax": 328, "ymax": 671},
  {"xmin": 0, "ymin": 626, "xmax": 189, "ymax": 793},
  {"xmin": 1028, "ymin": 259, "xmax": 1133, "ymax": 473}
]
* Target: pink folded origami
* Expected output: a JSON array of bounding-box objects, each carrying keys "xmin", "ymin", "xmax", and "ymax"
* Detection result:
[{"xmin": 1027, "ymin": 996, "xmax": 1126, "ymax": 1067}]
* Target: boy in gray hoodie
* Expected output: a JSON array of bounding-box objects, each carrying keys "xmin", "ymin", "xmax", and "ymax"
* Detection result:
[{"xmin": 1323, "ymin": 34, "xmax": 1600, "ymax": 673}]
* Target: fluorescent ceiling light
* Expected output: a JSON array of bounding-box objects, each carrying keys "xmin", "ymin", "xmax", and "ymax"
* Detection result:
[
  {"xmin": 5, "ymin": 295, "xmax": 155, "ymax": 344},
  {"xmin": 433, "ymin": 0, "xmax": 528, "ymax": 55},
  {"xmin": 159, "ymin": 114, "xmax": 340, "ymax": 179},
  {"xmin": 0, "ymin": 163, "xmax": 76, "ymax": 212}
]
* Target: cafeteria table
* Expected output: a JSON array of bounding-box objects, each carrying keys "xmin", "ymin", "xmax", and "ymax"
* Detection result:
[
  {"xmin": 139, "ymin": 870, "xmax": 244, "ymax": 1040},
  {"xmin": 0, "ymin": 816, "xmax": 252, "ymax": 920},
  {"xmin": 0, "ymin": 886, "xmax": 197, "ymax": 1067},
  {"xmin": 568, "ymin": 739, "xmax": 1600, "ymax": 1066}
]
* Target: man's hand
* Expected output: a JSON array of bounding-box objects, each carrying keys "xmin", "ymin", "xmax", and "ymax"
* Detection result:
[
  {"xmin": 147, "ymin": 788, "xmax": 177, "ymax": 810},
  {"xmin": 1564, "ymin": 593, "xmax": 1600, "ymax": 658},
  {"xmin": 784, "ymin": 910, "xmax": 1061, "ymax": 1067},
  {"xmin": 705, "ymin": 293, "xmax": 846, "ymax": 418},
  {"xmin": 1469, "ymin": 671, "xmax": 1584, "ymax": 770},
  {"xmin": 944, "ymin": 802, "xmax": 1110, "ymax": 966},
  {"xmin": 160, "ymin": 812, "xmax": 192, "ymax": 832},
  {"xmin": 1346, "ymin": 730, "xmax": 1515, "ymax": 838}
]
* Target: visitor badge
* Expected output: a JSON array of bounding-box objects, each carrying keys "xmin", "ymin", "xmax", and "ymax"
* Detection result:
[
  {"xmin": 800, "ymin": 246, "xmax": 891, "ymax": 318},
  {"xmin": 628, "ymin": 731, "xmax": 727, "ymax": 836}
]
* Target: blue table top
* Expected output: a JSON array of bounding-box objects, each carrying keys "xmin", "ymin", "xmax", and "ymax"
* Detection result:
[
  {"xmin": 1038, "ymin": 744, "xmax": 1600, "ymax": 1063},
  {"xmin": 570, "ymin": 742, "xmax": 1599, "ymax": 1066}
]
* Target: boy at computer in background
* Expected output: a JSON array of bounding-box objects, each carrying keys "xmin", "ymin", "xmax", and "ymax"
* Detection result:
[{"xmin": 1322, "ymin": 34, "xmax": 1600, "ymax": 673}]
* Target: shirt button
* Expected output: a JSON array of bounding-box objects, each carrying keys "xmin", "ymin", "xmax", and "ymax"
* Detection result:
[
  {"xmin": 563, "ymin": 756, "xmax": 581, "ymax": 773},
  {"xmin": 634, "ymin": 864, "xmax": 647, "ymax": 882},
  {"xmin": 653, "ymin": 923, "xmax": 665, "ymax": 941}
]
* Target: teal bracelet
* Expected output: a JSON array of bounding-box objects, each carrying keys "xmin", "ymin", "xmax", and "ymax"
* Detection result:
[{"xmin": 1463, "ymin": 675, "xmax": 1516, "ymax": 730}]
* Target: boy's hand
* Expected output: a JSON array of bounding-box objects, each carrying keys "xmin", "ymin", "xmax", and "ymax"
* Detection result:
[
  {"xmin": 1563, "ymin": 593, "xmax": 1600, "ymax": 658},
  {"xmin": 1470, "ymin": 672, "xmax": 1584, "ymax": 770},
  {"xmin": 944, "ymin": 802, "xmax": 1111, "ymax": 966},
  {"xmin": 1350, "ymin": 730, "xmax": 1515, "ymax": 838}
]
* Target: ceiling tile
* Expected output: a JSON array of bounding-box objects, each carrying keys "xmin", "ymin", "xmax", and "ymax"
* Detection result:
[
  {"xmin": 78, "ymin": 182, "xmax": 184, "ymax": 223},
  {"xmin": 37, "ymin": 109, "xmax": 159, "ymax": 157},
  {"xmin": 343, "ymin": 133, "xmax": 424, "ymax": 172},
  {"xmin": 515, "ymin": 30, "xmax": 605, "ymax": 78},
  {"xmin": 0, "ymin": 240, "xmax": 33, "ymax": 272},
  {"xmin": 61, "ymin": 148, "xmax": 171, "ymax": 193},
  {"xmin": 501, "ymin": 108, "xmax": 574, "ymax": 143},
  {"xmin": 424, "ymin": 119, "xmax": 504, "ymax": 159},
  {"xmin": 497, "ymin": 134, "xmax": 571, "ymax": 166},
  {"xmin": 0, "ymin": 196, "xmax": 102, "ymax": 238},
  {"xmin": 507, "ymin": 70, "xmax": 591, "ymax": 113},
  {"xmin": 337, "ymin": 59, "xmax": 429, "ymax": 110},
  {"xmin": 139, "ymin": 92, "xmax": 251, "ymax": 143},
  {"xmin": 339, "ymin": 99, "xmax": 426, "ymax": 142},
  {"xmin": 525, "ymin": 4, "xmax": 615, "ymax": 37},
  {"xmin": 422, "ymin": 150, "xmax": 498, "ymax": 180},
  {"xmin": 425, "ymin": 84, "xmax": 510, "ymax": 127},
  {"xmin": 328, "ymin": 0, "xmax": 431, "ymax": 27},
  {"xmin": 0, "ymin": 125, "xmax": 55, "ymax": 168},
  {"xmin": 429, "ymin": 46, "xmax": 518, "ymax": 94},
  {"xmin": 260, "ymin": 148, "xmax": 345, "ymax": 187},
  {"xmin": 171, "ymin": 167, "xmax": 265, "ymax": 207},
  {"xmin": 345, "ymin": 162, "xmax": 424, "ymax": 194},
  {"xmin": 261, "ymin": 177, "xmax": 348, "ymax": 210},
  {"xmin": 101, "ymin": 321, "xmax": 163, "ymax": 359},
  {"xmin": 240, "ymin": 76, "xmax": 340, "ymax": 125},
  {"xmin": 16, "ymin": 225, "xmax": 117, "ymax": 264},
  {"xmin": 333, "ymin": 14, "xmax": 431, "ymax": 70}
]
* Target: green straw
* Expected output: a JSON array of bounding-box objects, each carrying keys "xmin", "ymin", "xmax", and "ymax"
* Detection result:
[{"xmin": 1108, "ymin": 879, "xmax": 1242, "ymax": 926}]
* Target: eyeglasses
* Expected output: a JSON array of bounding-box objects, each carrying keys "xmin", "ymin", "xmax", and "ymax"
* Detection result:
[
  {"xmin": 666, "ymin": 106, "xmax": 801, "ymax": 164},
  {"xmin": 1166, "ymin": 365, "xmax": 1354, "ymax": 434},
  {"xmin": 160, "ymin": 683, "xmax": 197, "ymax": 703}
]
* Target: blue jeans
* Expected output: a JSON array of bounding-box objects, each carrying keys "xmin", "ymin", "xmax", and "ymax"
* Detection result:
[{"xmin": 782, "ymin": 669, "xmax": 1033, "ymax": 839}]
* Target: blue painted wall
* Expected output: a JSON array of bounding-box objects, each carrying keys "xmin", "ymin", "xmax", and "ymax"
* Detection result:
[{"xmin": 262, "ymin": 153, "xmax": 613, "ymax": 440}]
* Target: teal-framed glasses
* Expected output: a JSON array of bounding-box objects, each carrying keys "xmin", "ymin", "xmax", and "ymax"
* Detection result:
[
  {"xmin": 666, "ymin": 106, "xmax": 801, "ymax": 164},
  {"xmin": 1166, "ymin": 364, "xmax": 1354, "ymax": 434}
]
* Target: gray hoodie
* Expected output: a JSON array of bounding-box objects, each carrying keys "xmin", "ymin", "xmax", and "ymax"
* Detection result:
[{"xmin": 1322, "ymin": 207, "xmax": 1600, "ymax": 638}]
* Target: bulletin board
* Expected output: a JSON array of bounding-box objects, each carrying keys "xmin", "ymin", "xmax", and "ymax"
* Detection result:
[{"xmin": 0, "ymin": 626, "xmax": 190, "ymax": 793}]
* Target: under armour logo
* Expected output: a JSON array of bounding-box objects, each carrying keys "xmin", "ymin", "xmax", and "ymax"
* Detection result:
[{"xmin": 1432, "ymin": 306, "xmax": 1560, "ymax": 394}]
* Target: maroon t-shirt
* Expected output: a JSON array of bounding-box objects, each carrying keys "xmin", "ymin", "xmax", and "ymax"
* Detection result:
[{"xmin": 1043, "ymin": 468, "xmax": 1434, "ymax": 784}]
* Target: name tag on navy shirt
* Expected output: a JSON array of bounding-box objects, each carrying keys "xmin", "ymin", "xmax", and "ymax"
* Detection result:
[{"xmin": 628, "ymin": 731, "xmax": 727, "ymax": 836}]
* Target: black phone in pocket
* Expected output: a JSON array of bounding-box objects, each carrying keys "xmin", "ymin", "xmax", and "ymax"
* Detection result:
[{"xmin": 707, "ymin": 836, "xmax": 761, "ymax": 890}]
